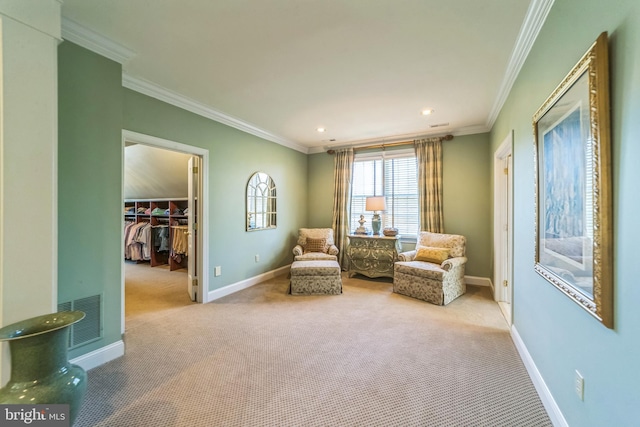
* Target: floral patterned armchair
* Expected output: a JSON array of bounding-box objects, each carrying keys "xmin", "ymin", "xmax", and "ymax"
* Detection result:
[
  {"xmin": 292, "ymin": 228, "xmax": 339, "ymax": 261},
  {"xmin": 393, "ymin": 231, "xmax": 467, "ymax": 305}
]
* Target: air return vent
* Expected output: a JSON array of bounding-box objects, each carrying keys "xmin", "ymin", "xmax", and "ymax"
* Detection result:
[
  {"xmin": 57, "ymin": 294, "xmax": 102, "ymax": 348},
  {"xmin": 429, "ymin": 123, "xmax": 450, "ymax": 128}
]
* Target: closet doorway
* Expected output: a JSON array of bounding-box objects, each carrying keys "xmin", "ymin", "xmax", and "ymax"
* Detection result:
[{"xmin": 121, "ymin": 130, "xmax": 209, "ymax": 333}]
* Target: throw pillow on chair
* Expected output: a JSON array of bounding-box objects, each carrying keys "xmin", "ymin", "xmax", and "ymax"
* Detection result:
[
  {"xmin": 414, "ymin": 246, "xmax": 450, "ymax": 263},
  {"xmin": 304, "ymin": 237, "xmax": 327, "ymax": 253}
]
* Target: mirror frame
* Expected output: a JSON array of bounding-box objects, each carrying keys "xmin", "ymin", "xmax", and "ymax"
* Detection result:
[{"xmin": 246, "ymin": 172, "xmax": 277, "ymax": 231}]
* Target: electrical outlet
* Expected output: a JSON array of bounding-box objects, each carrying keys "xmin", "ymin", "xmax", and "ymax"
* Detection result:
[
  {"xmin": 575, "ymin": 370, "xmax": 584, "ymax": 401},
  {"xmin": 255, "ymin": 254, "xmax": 260, "ymax": 263},
  {"xmin": 214, "ymin": 266, "xmax": 221, "ymax": 276}
]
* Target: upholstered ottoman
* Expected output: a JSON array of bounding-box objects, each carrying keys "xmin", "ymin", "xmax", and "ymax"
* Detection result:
[{"xmin": 290, "ymin": 260, "xmax": 342, "ymax": 295}]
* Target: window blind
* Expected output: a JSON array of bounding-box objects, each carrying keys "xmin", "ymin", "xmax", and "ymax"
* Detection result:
[{"xmin": 350, "ymin": 149, "xmax": 418, "ymax": 237}]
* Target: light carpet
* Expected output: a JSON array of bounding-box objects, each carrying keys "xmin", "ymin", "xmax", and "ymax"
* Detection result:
[
  {"xmin": 75, "ymin": 268, "xmax": 552, "ymax": 426},
  {"xmin": 124, "ymin": 261, "xmax": 194, "ymax": 331}
]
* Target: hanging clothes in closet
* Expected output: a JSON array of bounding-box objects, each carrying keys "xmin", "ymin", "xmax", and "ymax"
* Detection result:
[
  {"xmin": 152, "ymin": 225, "xmax": 170, "ymax": 253},
  {"xmin": 170, "ymin": 225, "xmax": 189, "ymax": 263},
  {"xmin": 124, "ymin": 221, "xmax": 153, "ymax": 261}
]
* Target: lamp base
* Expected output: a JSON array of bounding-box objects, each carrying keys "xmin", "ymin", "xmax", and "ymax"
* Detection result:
[{"xmin": 371, "ymin": 213, "xmax": 381, "ymax": 235}]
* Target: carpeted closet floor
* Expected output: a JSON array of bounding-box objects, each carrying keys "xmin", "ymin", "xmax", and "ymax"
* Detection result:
[{"xmin": 124, "ymin": 261, "xmax": 194, "ymax": 331}]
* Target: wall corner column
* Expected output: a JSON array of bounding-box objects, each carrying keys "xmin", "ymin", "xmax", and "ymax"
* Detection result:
[{"xmin": 0, "ymin": 0, "xmax": 62, "ymax": 384}]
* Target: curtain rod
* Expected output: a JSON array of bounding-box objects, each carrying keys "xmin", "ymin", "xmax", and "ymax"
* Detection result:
[{"xmin": 326, "ymin": 134, "xmax": 453, "ymax": 155}]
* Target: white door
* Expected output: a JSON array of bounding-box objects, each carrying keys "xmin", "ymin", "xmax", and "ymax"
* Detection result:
[
  {"xmin": 187, "ymin": 156, "xmax": 200, "ymax": 301},
  {"xmin": 500, "ymin": 155, "xmax": 513, "ymax": 305},
  {"xmin": 493, "ymin": 132, "xmax": 513, "ymax": 324}
]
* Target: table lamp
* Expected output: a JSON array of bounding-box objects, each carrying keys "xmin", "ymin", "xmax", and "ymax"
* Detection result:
[{"xmin": 366, "ymin": 196, "xmax": 386, "ymax": 236}]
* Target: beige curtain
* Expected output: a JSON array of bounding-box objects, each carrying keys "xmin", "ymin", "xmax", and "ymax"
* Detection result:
[
  {"xmin": 414, "ymin": 138, "xmax": 444, "ymax": 233},
  {"xmin": 331, "ymin": 148, "xmax": 354, "ymax": 268}
]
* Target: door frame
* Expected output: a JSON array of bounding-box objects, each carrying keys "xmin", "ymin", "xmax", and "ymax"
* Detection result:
[
  {"xmin": 121, "ymin": 130, "xmax": 210, "ymax": 334},
  {"xmin": 493, "ymin": 131, "xmax": 514, "ymax": 324}
]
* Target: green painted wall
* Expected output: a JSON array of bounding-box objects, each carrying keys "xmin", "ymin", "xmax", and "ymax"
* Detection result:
[
  {"xmin": 490, "ymin": 0, "xmax": 640, "ymax": 424},
  {"xmin": 307, "ymin": 152, "xmax": 334, "ymax": 227},
  {"xmin": 307, "ymin": 133, "xmax": 492, "ymax": 278},
  {"xmin": 58, "ymin": 42, "xmax": 308, "ymax": 359},
  {"xmin": 58, "ymin": 42, "xmax": 123, "ymax": 359},
  {"xmin": 122, "ymin": 90, "xmax": 308, "ymax": 288},
  {"xmin": 442, "ymin": 133, "xmax": 491, "ymax": 278}
]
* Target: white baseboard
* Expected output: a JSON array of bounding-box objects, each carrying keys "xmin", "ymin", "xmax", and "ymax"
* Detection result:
[
  {"xmin": 465, "ymin": 275, "xmax": 492, "ymax": 287},
  {"xmin": 208, "ymin": 265, "xmax": 290, "ymax": 302},
  {"xmin": 70, "ymin": 340, "xmax": 125, "ymax": 372},
  {"xmin": 511, "ymin": 326, "xmax": 568, "ymax": 427}
]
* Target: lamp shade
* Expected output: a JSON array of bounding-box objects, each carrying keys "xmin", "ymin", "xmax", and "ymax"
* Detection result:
[{"xmin": 365, "ymin": 196, "xmax": 386, "ymax": 212}]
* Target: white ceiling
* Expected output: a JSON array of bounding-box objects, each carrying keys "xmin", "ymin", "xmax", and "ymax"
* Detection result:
[{"xmin": 61, "ymin": 0, "xmax": 549, "ymax": 153}]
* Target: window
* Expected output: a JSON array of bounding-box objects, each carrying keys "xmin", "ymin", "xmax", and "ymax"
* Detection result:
[{"xmin": 350, "ymin": 149, "xmax": 418, "ymax": 237}]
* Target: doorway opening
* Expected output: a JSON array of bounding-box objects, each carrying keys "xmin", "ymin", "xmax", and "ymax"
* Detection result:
[
  {"xmin": 121, "ymin": 130, "xmax": 209, "ymax": 333},
  {"xmin": 493, "ymin": 131, "xmax": 514, "ymax": 325}
]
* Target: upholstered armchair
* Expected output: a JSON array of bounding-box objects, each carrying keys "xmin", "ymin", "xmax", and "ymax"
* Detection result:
[
  {"xmin": 292, "ymin": 228, "xmax": 339, "ymax": 261},
  {"xmin": 393, "ymin": 231, "xmax": 467, "ymax": 305}
]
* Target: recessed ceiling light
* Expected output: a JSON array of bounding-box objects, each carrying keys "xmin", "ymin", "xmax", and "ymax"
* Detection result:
[
  {"xmin": 421, "ymin": 109, "xmax": 434, "ymax": 116},
  {"xmin": 317, "ymin": 127, "xmax": 326, "ymax": 133}
]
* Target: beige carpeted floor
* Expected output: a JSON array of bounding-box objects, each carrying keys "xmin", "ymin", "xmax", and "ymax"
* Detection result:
[
  {"xmin": 124, "ymin": 261, "xmax": 195, "ymax": 331},
  {"xmin": 75, "ymin": 265, "xmax": 551, "ymax": 426}
]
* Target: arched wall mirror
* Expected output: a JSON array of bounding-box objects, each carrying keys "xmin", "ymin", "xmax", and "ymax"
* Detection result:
[{"xmin": 246, "ymin": 172, "xmax": 277, "ymax": 231}]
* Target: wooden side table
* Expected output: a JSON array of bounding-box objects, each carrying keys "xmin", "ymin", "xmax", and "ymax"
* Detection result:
[{"xmin": 347, "ymin": 234, "xmax": 402, "ymax": 279}]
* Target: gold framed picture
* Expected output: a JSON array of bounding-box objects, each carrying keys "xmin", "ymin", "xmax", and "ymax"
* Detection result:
[{"xmin": 533, "ymin": 32, "xmax": 613, "ymax": 328}]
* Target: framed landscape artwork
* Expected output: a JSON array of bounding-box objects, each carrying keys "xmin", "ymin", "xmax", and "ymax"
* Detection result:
[{"xmin": 533, "ymin": 32, "xmax": 613, "ymax": 328}]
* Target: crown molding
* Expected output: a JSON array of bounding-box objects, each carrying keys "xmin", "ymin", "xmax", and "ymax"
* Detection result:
[
  {"xmin": 486, "ymin": 0, "xmax": 555, "ymax": 128},
  {"xmin": 61, "ymin": 17, "xmax": 136, "ymax": 64},
  {"xmin": 451, "ymin": 124, "xmax": 492, "ymax": 137},
  {"xmin": 61, "ymin": 3, "xmax": 546, "ymax": 156},
  {"xmin": 122, "ymin": 73, "xmax": 309, "ymax": 154},
  {"xmin": 309, "ymin": 124, "xmax": 491, "ymax": 154},
  {"xmin": 60, "ymin": 16, "xmax": 307, "ymax": 153}
]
